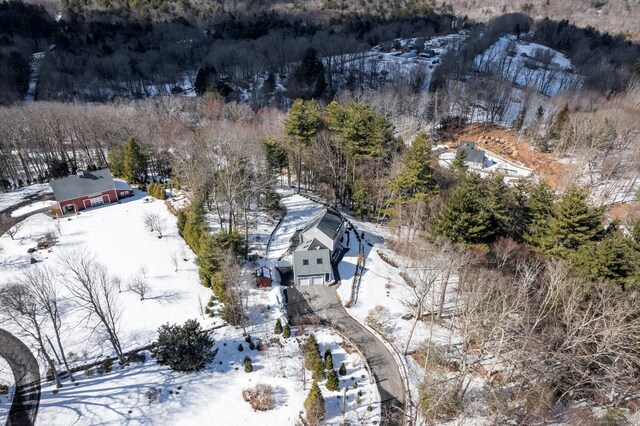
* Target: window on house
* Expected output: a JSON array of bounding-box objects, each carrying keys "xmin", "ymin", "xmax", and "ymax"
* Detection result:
[
  {"xmin": 303, "ymin": 259, "xmax": 309, "ymax": 266},
  {"xmin": 317, "ymin": 258, "xmax": 323, "ymax": 264}
]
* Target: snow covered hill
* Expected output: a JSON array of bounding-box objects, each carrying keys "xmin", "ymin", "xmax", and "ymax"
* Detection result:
[{"xmin": 474, "ymin": 35, "xmax": 583, "ymax": 97}]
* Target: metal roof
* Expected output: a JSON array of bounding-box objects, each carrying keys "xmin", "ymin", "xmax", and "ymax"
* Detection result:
[
  {"xmin": 50, "ymin": 169, "xmax": 116, "ymax": 202},
  {"xmin": 293, "ymin": 248, "xmax": 332, "ymax": 276},
  {"xmin": 302, "ymin": 208, "xmax": 343, "ymax": 241},
  {"xmin": 457, "ymin": 141, "xmax": 485, "ymax": 165}
]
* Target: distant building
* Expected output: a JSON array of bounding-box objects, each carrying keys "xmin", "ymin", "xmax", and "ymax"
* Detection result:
[
  {"xmin": 291, "ymin": 209, "xmax": 345, "ymax": 286},
  {"xmin": 457, "ymin": 141, "xmax": 485, "ymax": 169},
  {"xmin": 50, "ymin": 169, "xmax": 133, "ymax": 214}
]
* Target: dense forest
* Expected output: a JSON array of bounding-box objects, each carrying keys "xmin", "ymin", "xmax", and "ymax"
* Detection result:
[{"xmin": 2, "ymin": 0, "xmax": 640, "ymax": 105}]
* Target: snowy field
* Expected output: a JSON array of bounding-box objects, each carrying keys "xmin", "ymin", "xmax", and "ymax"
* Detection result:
[
  {"xmin": 474, "ymin": 35, "xmax": 583, "ymax": 97},
  {"xmin": 10, "ymin": 200, "xmax": 57, "ymax": 218},
  {"xmin": 0, "ymin": 187, "xmax": 379, "ymax": 425},
  {"xmin": 0, "ymin": 183, "xmax": 52, "ymax": 214}
]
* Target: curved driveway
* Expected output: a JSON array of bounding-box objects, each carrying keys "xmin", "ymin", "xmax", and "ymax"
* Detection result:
[
  {"xmin": 287, "ymin": 285, "xmax": 405, "ymax": 426},
  {"xmin": 0, "ymin": 329, "xmax": 40, "ymax": 426}
]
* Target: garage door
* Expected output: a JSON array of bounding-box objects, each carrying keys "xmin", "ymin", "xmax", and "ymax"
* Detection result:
[
  {"xmin": 89, "ymin": 196, "xmax": 104, "ymax": 207},
  {"xmin": 311, "ymin": 276, "xmax": 324, "ymax": 285},
  {"xmin": 298, "ymin": 277, "xmax": 310, "ymax": 286}
]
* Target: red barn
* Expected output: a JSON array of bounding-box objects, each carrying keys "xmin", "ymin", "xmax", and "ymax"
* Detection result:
[{"xmin": 50, "ymin": 169, "xmax": 133, "ymax": 214}]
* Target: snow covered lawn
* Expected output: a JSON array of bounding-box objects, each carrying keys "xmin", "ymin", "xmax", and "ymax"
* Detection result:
[
  {"xmin": 10, "ymin": 200, "xmax": 57, "ymax": 217},
  {"xmin": 0, "ymin": 183, "xmax": 52, "ymax": 214},
  {"xmin": 0, "ymin": 187, "xmax": 380, "ymax": 425}
]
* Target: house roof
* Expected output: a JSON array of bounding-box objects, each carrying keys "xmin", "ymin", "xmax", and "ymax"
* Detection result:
[
  {"xmin": 114, "ymin": 179, "xmax": 132, "ymax": 191},
  {"xmin": 296, "ymin": 238, "xmax": 328, "ymax": 252},
  {"xmin": 302, "ymin": 208, "xmax": 343, "ymax": 241},
  {"xmin": 457, "ymin": 141, "xmax": 485, "ymax": 165},
  {"xmin": 50, "ymin": 169, "xmax": 116, "ymax": 202},
  {"xmin": 293, "ymin": 248, "xmax": 332, "ymax": 276}
]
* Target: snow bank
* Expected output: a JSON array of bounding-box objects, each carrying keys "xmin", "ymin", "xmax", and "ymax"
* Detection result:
[{"xmin": 0, "ymin": 183, "xmax": 52, "ymax": 214}]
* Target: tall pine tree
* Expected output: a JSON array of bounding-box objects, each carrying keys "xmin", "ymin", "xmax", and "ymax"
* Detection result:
[
  {"xmin": 523, "ymin": 181, "xmax": 556, "ymax": 249},
  {"xmin": 123, "ymin": 137, "xmax": 147, "ymax": 183},
  {"xmin": 430, "ymin": 174, "xmax": 493, "ymax": 245},
  {"xmin": 543, "ymin": 186, "xmax": 603, "ymax": 257},
  {"xmin": 284, "ymin": 99, "xmax": 321, "ymax": 194},
  {"xmin": 388, "ymin": 132, "xmax": 437, "ymax": 202}
]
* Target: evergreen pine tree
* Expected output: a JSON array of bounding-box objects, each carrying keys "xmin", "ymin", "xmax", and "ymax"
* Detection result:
[
  {"xmin": 449, "ymin": 149, "xmax": 468, "ymax": 178},
  {"xmin": 571, "ymin": 230, "xmax": 640, "ymax": 289},
  {"xmin": 283, "ymin": 99, "xmax": 321, "ymax": 194},
  {"xmin": 153, "ymin": 319, "xmax": 214, "ymax": 372},
  {"xmin": 123, "ymin": 137, "xmax": 147, "ymax": 183},
  {"xmin": 283, "ymin": 324, "xmax": 291, "ymax": 339},
  {"xmin": 544, "ymin": 186, "xmax": 603, "ymax": 257},
  {"xmin": 548, "ymin": 103, "xmax": 569, "ymax": 140},
  {"xmin": 274, "ymin": 318, "xmax": 283, "ymax": 334},
  {"xmin": 388, "ymin": 132, "xmax": 437, "ymax": 202},
  {"xmin": 194, "ymin": 68, "xmax": 208, "ymax": 96},
  {"xmin": 484, "ymin": 174, "xmax": 512, "ymax": 239},
  {"xmin": 338, "ymin": 362, "xmax": 347, "ymax": 376},
  {"xmin": 523, "ymin": 181, "xmax": 556, "ymax": 249},
  {"xmin": 243, "ymin": 355, "xmax": 252, "ymax": 373},
  {"xmin": 430, "ymin": 174, "xmax": 493, "ymax": 245},
  {"xmin": 304, "ymin": 381, "xmax": 325, "ymax": 424},
  {"xmin": 324, "ymin": 349, "xmax": 333, "ymax": 370},
  {"xmin": 326, "ymin": 369, "xmax": 339, "ymax": 391}
]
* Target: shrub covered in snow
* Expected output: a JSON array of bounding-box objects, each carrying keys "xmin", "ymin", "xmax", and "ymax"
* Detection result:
[
  {"xmin": 153, "ymin": 319, "xmax": 214, "ymax": 372},
  {"xmin": 242, "ymin": 383, "xmax": 276, "ymax": 411}
]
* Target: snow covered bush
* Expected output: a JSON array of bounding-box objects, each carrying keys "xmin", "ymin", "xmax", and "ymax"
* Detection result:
[
  {"xmin": 242, "ymin": 383, "xmax": 276, "ymax": 411},
  {"xmin": 152, "ymin": 319, "xmax": 214, "ymax": 372}
]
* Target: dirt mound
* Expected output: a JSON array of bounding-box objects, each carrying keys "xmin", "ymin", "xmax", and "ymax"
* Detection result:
[{"xmin": 443, "ymin": 124, "xmax": 570, "ymax": 187}]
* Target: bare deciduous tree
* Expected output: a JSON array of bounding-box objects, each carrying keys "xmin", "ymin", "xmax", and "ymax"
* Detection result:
[
  {"xmin": 60, "ymin": 251, "xmax": 125, "ymax": 364},
  {"xmin": 0, "ymin": 282, "xmax": 62, "ymax": 388},
  {"xmin": 143, "ymin": 212, "xmax": 166, "ymax": 238},
  {"xmin": 127, "ymin": 275, "xmax": 150, "ymax": 300},
  {"xmin": 19, "ymin": 266, "xmax": 75, "ymax": 382},
  {"xmin": 6, "ymin": 222, "xmax": 23, "ymax": 240}
]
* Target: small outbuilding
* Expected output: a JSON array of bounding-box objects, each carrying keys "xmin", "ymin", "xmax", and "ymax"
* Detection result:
[
  {"xmin": 50, "ymin": 168, "xmax": 133, "ymax": 214},
  {"xmin": 255, "ymin": 267, "xmax": 273, "ymax": 288}
]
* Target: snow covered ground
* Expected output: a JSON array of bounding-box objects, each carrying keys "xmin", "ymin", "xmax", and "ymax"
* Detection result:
[
  {"xmin": 325, "ymin": 33, "xmax": 465, "ymax": 92},
  {"xmin": 0, "ymin": 183, "xmax": 52, "ymax": 214},
  {"xmin": 0, "ymin": 187, "xmax": 379, "ymax": 425},
  {"xmin": 475, "ymin": 35, "xmax": 583, "ymax": 97},
  {"xmin": 438, "ymin": 150, "xmax": 534, "ymax": 180},
  {"xmin": 10, "ymin": 200, "xmax": 57, "ymax": 218}
]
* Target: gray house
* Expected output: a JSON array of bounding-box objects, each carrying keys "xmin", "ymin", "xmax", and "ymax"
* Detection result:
[
  {"xmin": 457, "ymin": 141, "xmax": 485, "ymax": 169},
  {"xmin": 292, "ymin": 209, "xmax": 345, "ymax": 286}
]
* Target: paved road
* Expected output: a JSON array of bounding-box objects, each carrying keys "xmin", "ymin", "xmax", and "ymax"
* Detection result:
[
  {"xmin": 0, "ymin": 192, "xmax": 54, "ymax": 236},
  {"xmin": 0, "ymin": 329, "xmax": 40, "ymax": 426},
  {"xmin": 287, "ymin": 285, "xmax": 405, "ymax": 426}
]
